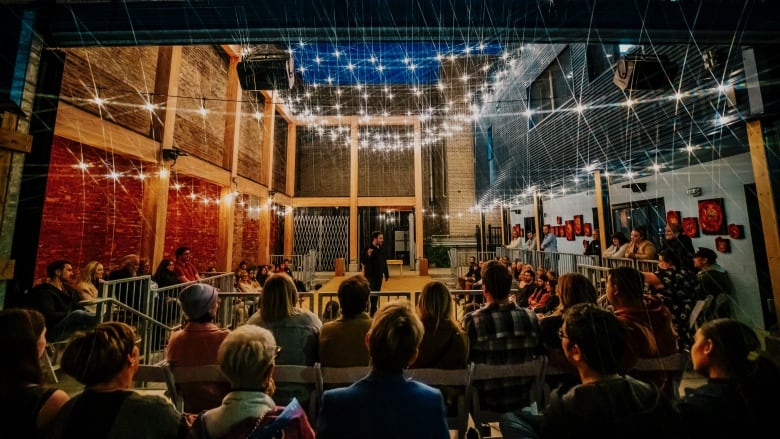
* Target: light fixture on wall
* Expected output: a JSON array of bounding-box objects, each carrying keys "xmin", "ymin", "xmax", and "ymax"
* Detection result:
[{"xmin": 162, "ymin": 147, "xmax": 188, "ymax": 167}]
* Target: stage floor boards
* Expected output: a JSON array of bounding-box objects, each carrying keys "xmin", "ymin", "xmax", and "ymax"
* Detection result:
[{"xmin": 317, "ymin": 266, "xmax": 451, "ymax": 293}]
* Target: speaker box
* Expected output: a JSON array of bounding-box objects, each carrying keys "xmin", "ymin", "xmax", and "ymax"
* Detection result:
[
  {"xmin": 237, "ymin": 56, "xmax": 295, "ymax": 91},
  {"xmin": 613, "ymin": 55, "xmax": 677, "ymax": 91}
]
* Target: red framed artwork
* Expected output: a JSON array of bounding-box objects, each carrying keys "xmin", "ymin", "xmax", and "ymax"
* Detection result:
[
  {"xmin": 583, "ymin": 222, "xmax": 592, "ymax": 237},
  {"xmin": 556, "ymin": 216, "xmax": 562, "ymax": 225},
  {"xmin": 573, "ymin": 215, "xmax": 584, "ymax": 236},
  {"xmin": 716, "ymin": 237, "xmax": 731, "ymax": 253},
  {"xmin": 556, "ymin": 225, "xmax": 564, "ymax": 237},
  {"xmin": 565, "ymin": 220, "xmax": 575, "ymax": 241},
  {"xmin": 682, "ymin": 217, "xmax": 699, "ymax": 238},
  {"xmin": 666, "ymin": 210, "xmax": 681, "ymax": 227},
  {"xmin": 699, "ymin": 198, "xmax": 727, "ymax": 235},
  {"xmin": 728, "ymin": 224, "xmax": 744, "ymax": 239}
]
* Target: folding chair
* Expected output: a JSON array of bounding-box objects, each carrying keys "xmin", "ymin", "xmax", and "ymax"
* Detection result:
[
  {"xmin": 466, "ymin": 358, "xmax": 547, "ymax": 427},
  {"xmin": 272, "ymin": 363, "xmax": 323, "ymax": 425},
  {"xmin": 631, "ymin": 351, "xmax": 690, "ymax": 399},
  {"xmin": 168, "ymin": 363, "xmax": 230, "ymax": 413}
]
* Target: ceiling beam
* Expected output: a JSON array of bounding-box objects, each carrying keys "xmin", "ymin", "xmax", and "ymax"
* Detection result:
[{"xmin": 33, "ymin": 1, "xmax": 780, "ymax": 47}]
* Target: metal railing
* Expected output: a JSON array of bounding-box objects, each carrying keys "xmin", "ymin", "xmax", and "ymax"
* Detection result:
[{"xmin": 270, "ymin": 251, "xmax": 319, "ymax": 290}]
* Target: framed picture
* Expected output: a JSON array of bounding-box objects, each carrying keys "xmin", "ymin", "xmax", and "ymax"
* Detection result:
[
  {"xmin": 682, "ymin": 217, "xmax": 699, "ymax": 238},
  {"xmin": 716, "ymin": 237, "xmax": 731, "ymax": 253},
  {"xmin": 512, "ymin": 224, "xmax": 522, "ymax": 236},
  {"xmin": 583, "ymin": 222, "xmax": 592, "ymax": 237},
  {"xmin": 699, "ymin": 198, "xmax": 727, "ymax": 235},
  {"xmin": 573, "ymin": 215, "xmax": 584, "ymax": 236},
  {"xmin": 565, "ymin": 220, "xmax": 575, "ymax": 241},
  {"xmin": 666, "ymin": 210, "xmax": 681, "ymax": 227},
  {"xmin": 556, "ymin": 216, "xmax": 562, "ymax": 225},
  {"xmin": 556, "ymin": 225, "xmax": 564, "ymax": 237},
  {"xmin": 728, "ymin": 224, "xmax": 744, "ymax": 239}
]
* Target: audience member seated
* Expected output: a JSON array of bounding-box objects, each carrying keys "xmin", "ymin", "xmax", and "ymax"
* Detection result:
[
  {"xmin": 319, "ymin": 274, "xmax": 372, "ymax": 367},
  {"xmin": 500, "ymin": 303, "xmax": 683, "ymax": 439},
  {"xmin": 166, "ymin": 283, "xmax": 230, "ymax": 413},
  {"xmin": 527, "ymin": 274, "xmax": 550, "ymax": 311},
  {"xmin": 675, "ymin": 318, "xmax": 780, "ymax": 439},
  {"xmin": 255, "ymin": 265, "xmax": 271, "ymax": 288},
  {"xmin": 533, "ymin": 278, "xmax": 559, "ymax": 315},
  {"xmin": 624, "ymin": 225, "xmax": 657, "ymax": 260},
  {"xmin": 462, "ymin": 260, "xmax": 541, "ymax": 414},
  {"xmin": 0, "ymin": 309, "xmax": 70, "ymax": 438},
  {"xmin": 412, "ymin": 280, "xmax": 467, "ymax": 370},
  {"xmin": 185, "ymin": 325, "xmax": 315, "ymax": 439},
  {"xmin": 603, "ymin": 231, "xmax": 630, "ymax": 258},
  {"xmin": 661, "ymin": 222, "xmax": 695, "ymax": 270},
  {"xmin": 693, "ymin": 247, "xmax": 733, "ymax": 316},
  {"xmin": 46, "ymin": 322, "xmax": 182, "ymax": 438},
  {"xmin": 75, "ymin": 260, "xmax": 103, "ymax": 313},
  {"xmin": 107, "ymin": 254, "xmax": 140, "ymax": 280},
  {"xmin": 248, "ymin": 274, "xmax": 322, "ymax": 406},
  {"xmin": 457, "ymin": 256, "xmax": 480, "ymax": 290},
  {"xmin": 153, "ymin": 259, "xmax": 180, "ymax": 289},
  {"xmin": 512, "ymin": 269, "xmax": 535, "ymax": 307},
  {"xmin": 317, "ymin": 301, "xmax": 450, "ymax": 439},
  {"xmin": 643, "ymin": 248, "xmax": 698, "ymax": 349},
  {"xmin": 539, "ymin": 273, "xmax": 599, "ymax": 393},
  {"xmin": 174, "ymin": 246, "xmax": 201, "ymax": 283},
  {"xmin": 321, "ymin": 300, "xmax": 340, "ymax": 323},
  {"xmin": 24, "ymin": 260, "xmax": 98, "ymax": 342},
  {"xmin": 606, "ymin": 266, "xmax": 679, "ymax": 396}
]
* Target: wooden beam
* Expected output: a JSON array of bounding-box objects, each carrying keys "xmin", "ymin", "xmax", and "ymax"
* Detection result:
[
  {"xmin": 358, "ymin": 197, "xmax": 417, "ymax": 206},
  {"xmin": 54, "ymin": 103, "xmax": 159, "ymax": 162},
  {"xmin": 413, "ymin": 120, "xmax": 424, "ymax": 264},
  {"xmin": 747, "ymin": 119, "xmax": 780, "ymax": 325},
  {"xmin": 294, "ymin": 115, "xmax": 417, "ymax": 126},
  {"xmin": 141, "ymin": 45, "xmax": 182, "ymax": 266},
  {"xmin": 283, "ymin": 207, "xmax": 294, "ymax": 257},
  {"xmin": 293, "ymin": 197, "xmax": 350, "ymax": 208},
  {"xmin": 235, "ymin": 177, "xmax": 266, "ymax": 197},
  {"xmin": 349, "ymin": 120, "xmax": 359, "ymax": 263},
  {"xmin": 594, "ymin": 170, "xmax": 610, "ymax": 254},
  {"xmin": 258, "ymin": 93, "xmax": 277, "ymax": 264},
  {"xmin": 0, "ymin": 114, "xmax": 32, "ymax": 153},
  {"xmin": 170, "ymin": 153, "xmax": 231, "ymax": 187},
  {"xmin": 286, "ymin": 121, "xmax": 296, "ymax": 196},
  {"xmin": 259, "ymin": 90, "xmax": 295, "ymax": 124},
  {"xmin": 217, "ymin": 55, "xmax": 242, "ymax": 272}
]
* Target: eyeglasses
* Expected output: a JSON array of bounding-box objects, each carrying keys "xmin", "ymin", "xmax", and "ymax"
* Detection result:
[{"xmin": 557, "ymin": 329, "xmax": 568, "ymax": 340}]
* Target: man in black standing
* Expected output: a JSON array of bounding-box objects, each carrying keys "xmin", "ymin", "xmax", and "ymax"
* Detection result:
[{"xmin": 361, "ymin": 230, "xmax": 389, "ymax": 316}]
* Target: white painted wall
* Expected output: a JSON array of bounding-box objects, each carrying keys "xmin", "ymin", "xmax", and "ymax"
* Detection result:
[{"xmin": 510, "ymin": 152, "xmax": 764, "ymax": 327}]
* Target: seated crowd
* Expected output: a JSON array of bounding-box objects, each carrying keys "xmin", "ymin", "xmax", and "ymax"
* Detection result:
[{"xmin": 6, "ymin": 246, "xmax": 777, "ymax": 439}]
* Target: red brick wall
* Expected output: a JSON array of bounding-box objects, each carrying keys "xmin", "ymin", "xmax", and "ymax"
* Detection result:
[
  {"xmin": 232, "ymin": 200, "xmax": 261, "ymax": 268},
  {"xmin": 237, "ymin": 94, "xmax": 264, "ymax": 183},
  {"xmin": 36, "ymin": 136, "xmax": 145, "ymax": 284},
  {"xmin": 164, "ymin": 176, "xmax": 221, "ymax": 272}
]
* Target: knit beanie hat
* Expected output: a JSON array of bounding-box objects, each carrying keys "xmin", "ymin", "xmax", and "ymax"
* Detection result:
[{"xmin": 178, "ymin": 283, "xmax": 218, "ymax": 320}]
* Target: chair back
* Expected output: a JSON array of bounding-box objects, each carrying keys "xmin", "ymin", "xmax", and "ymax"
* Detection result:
[
  {"xmin": 168, "ymin": 363, "xmax": 230, "ymax": 412},
  {"xmin": 134, "ymin": 362, "xmax": 177, "ymax": 403},
  {"xmin": 467, "ymin": 358, "xmax": 547, "ymax": 425},
  {"xmin": 272, "ymin": 363, "xmax": 323, "ymax": 425},
  {"xmin": 630, "ymin": 351, "xmax": 690, "ymax": 399},
  {"xmin": 405, "ymin": 366, "xmax": 472, "ymax": 435}
]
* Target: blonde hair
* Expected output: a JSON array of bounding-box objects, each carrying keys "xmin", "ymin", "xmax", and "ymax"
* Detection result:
[
  {"xmin": 218, "ymin": 325, "xmax": 277, "ymax": 389},
  {"xmin": 557, "ymin": 273, "xmax": 598, "ymax": 311},
  {"xmin": 260, "ymin": 274, "xmax": 300, "ymax": 323},
  {"xmin": 79, "ymin": 260, "xmax": 103, "ymax": 283},
  {"xmin": 416, "ymin": 281, "xmax": 457, "ymax": 333},
  {"xmin": 368, "ymin": 300, "xmax": 424, "ymax": 372}
]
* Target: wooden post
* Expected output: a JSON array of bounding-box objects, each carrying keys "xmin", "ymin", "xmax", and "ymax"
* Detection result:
[{"xmin": 217, "ymin": 55, "xmax": 242, "ymax": 272}]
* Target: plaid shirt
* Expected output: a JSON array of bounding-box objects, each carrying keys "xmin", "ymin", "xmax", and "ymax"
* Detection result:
[{"xmin": 462, "ymin": 302, "xmax": 541, "ymax": 412}]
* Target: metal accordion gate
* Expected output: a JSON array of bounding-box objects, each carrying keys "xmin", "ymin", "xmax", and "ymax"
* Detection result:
[{"xmin": 293, "ymin": 208, "xmax": 349, "ymax": 271}]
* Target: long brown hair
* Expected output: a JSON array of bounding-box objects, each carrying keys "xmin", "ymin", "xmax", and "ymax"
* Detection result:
[
  {"xmin": 260, "ymin": 273, "xmax": 300, "ymax": 323},
  {"xmin": 417, "ymin": 281, "xmax": 457, "ymax": 332}
]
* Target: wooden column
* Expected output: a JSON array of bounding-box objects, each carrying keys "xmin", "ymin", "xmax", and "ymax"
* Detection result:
[
  {"xmin": 747, "ymin": 119, "xmax": 780, "ymax": 325},
  {"xmin": 349, "ymin": 120, "xmax": 359, "ymax": 265},
  {"xmin": 258, "ymin": 91, "xmax": 276, "ymax": 264},
  {"xmin": 533, "ymin": 194, "xmax": 542, "ymax": 250},
  {"xmin": 283, "ymin": 121, "xmax": 296, "ymax": 257},
  {"xmin": 141, "ymin": 45, "xmax": 182, "ymax": 267},
  {"xmin": 413, "ymin": 120, "xmax": 424, "ymax": 263},
  {"xmin": 594, "ymin": 170, "xmax": 611, "ymax": 253},
  {"xmin": 217, "ymin": 55, "xmax": 242, "ymax": 272}
]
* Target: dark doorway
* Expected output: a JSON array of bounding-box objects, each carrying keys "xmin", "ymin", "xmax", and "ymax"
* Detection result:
[
  {"xmin": 358, "ymin": 208, "xmax": 411, "ymax": 265},
  {"xmin": 611, "ymin": 198, "xmax": 666, "ymax": 249}
]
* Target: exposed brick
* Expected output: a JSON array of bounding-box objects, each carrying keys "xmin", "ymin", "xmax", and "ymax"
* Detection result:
[{"xmin": 163, "ymin": 176, "xmax": 221, "ymax": 272}]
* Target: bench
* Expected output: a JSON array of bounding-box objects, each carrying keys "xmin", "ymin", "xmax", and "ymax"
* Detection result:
[{"xmin": 386, "ymin": 259, "xmax": 403, "ymax": 276}]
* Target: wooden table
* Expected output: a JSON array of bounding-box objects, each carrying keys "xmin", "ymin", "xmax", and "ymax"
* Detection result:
[{"xmin": 386, "ymin": 259, "xmax": 403, "ymax": 276}]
